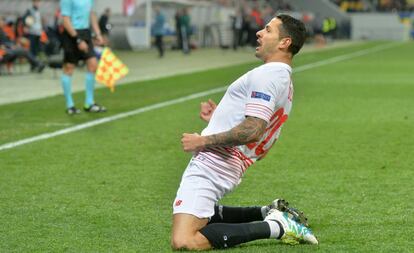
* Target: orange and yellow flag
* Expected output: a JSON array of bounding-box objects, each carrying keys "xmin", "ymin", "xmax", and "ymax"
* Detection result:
[{"xmin": 95, "ymin": 48, "xmax": 129, "ymax": 92}]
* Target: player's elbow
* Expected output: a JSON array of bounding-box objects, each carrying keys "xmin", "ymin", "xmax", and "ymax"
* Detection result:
[
  {"xmin": 243, "ymin": 116, "xmax": 267, "ymax": 143},
  {"xmin": 249, "ymin": 134, "xmax": 261, "ymax": 143},
  {"xmin": 251, "ymin": 128, "xmax": 266, "ymax": 143}
]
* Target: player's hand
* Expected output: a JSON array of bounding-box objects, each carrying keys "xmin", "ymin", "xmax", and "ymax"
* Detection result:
[
  {"xmin": 78, "ymin": 40, "xmax": 89, "ymax": 52},
  {"xmin": 181, "ymin": 133, "xmax": 205, "ymax": 152},
  {"xmin": 95, "ymin": 34, "xmax": 104, "ymax": 46},
  {"xmin": 200, "ymin": 99, "xmax": 217, "ymax": 122}
]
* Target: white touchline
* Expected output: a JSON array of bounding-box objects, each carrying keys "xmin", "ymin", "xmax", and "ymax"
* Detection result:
[{"xmin": 0, "ymin": 42, "xmax": 403, "ymax": 152}]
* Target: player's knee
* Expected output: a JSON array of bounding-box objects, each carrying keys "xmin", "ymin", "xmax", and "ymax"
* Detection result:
[
  {"xmin": 171, "ymin": 235, "xmax": 188, "ymax": 250},
  {"xmin": 171, "ymin": 234, "xmax": 202, "ymax": 250},
  {"xmin": 87, "ymin": 59, "xmax": 98, "ymax": 73},
  {"xmin": 63, "ymin": 64, "xmax": 75, "ymax": 75}
]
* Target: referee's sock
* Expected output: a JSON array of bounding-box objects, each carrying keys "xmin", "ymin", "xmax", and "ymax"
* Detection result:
[
  {"xmin": 85, "ymin": 72, "xmax": 95, "ymax": 107},
  {"xmin": 209, "ymin": 205, "xmax": 265, "ymax": 224},
  {"xmin": 61, "ymin": 73, "xmax": 74, "ymax": 108},
  {"xmin": 199, "ymin": 221, "xmax": 283, "ymax": 249}
]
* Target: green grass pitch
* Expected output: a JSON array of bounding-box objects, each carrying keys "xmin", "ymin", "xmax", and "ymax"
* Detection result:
[{"xmin": 0, "ymin": 41, "xmax": 413, "ymax": 252}]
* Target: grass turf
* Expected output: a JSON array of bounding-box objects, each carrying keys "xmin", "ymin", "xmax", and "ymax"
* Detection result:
[{"xmin": 0, "ymin": 41, "xmax": 413, "ymax": 252}]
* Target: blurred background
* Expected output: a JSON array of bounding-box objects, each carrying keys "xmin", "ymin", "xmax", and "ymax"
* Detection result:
[
  {"xmin": 0, "ymin": 0, "xmax": 412, "ymax": 52},
  {"xmin": 0, "ymin": 0, "xmax": 413, "ymax": 104}
]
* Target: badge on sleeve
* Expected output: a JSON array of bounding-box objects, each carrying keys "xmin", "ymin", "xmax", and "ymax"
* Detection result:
[{"xmin": 251, "ymin": 91, "xmax": 271, "ymax": 101}]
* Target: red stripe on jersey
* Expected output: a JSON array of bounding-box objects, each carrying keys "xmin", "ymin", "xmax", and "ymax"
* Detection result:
[
  {"xmin": 246, "ymin": 104, "xmax": 273, "ymax": 121},
  {"xmin": 246, "ymin": 103, "xmax": 273, "ymax": 114},
  {"xmin": 246, "ymin": 107, "xmax": 272, "ymax": 115},
  {"xmin": 194, "ymin": 146, "xmax": 255, "ymax": 183},
  {"xmin": 206, "ymin": 151, "xmax": 243, "ymax": 169},
  {"xmin": 208, "ymin": 147, "xmax": 233, "ymax": 159},
  {"xmin": 194, "ymin": 153, "xmax": 241, "ymax": 183},
  {"xmin": 224, "ymin": 147, "xmax": 253, "ymax": 163},
  {"xmin": 206, "ymin": 148, "xmax": 243, "ymax": 168},
  {"xmin": 204, "ymin": 147, "xmax": 244, "ymax": 167},
  {"xmin": 223, "ymin": 147, "xmax": 254, "ymax": 171},
  {"xmin": 204, "ymin": 147, "xmax": 253, "ymax": 175},
  {"xmin": 245, "ymin": 109, "xmax": 272, "ymax": 121}
]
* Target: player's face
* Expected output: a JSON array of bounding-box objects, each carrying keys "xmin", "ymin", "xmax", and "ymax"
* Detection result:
[{"xmin": 255, "ymin": 18, "xmax": 290, "ymax": 62}]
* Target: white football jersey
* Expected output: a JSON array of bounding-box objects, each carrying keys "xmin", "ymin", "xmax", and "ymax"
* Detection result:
[{"xmin": 194, "ymin": 62, "xmax": 293, "ymax": 184}]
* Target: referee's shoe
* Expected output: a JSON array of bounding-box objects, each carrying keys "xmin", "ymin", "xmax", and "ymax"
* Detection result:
[
  {"xmin": 66, "ymin": 106, "xmax": 81, "ymax": 115},
  {"xmin": 84, "ymin": 103, "xmax": 107, "ymax": 113}
]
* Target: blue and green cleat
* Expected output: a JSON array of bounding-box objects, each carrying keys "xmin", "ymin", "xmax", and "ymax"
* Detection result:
[{"xmin": 265, "ymin": 209, "xmax": 318, "ymax": 245}]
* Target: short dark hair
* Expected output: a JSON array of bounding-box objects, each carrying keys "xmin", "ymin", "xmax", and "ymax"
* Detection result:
[{"xmin": 276, "ymin": 14, "xmax": 306, "ymax": 56}]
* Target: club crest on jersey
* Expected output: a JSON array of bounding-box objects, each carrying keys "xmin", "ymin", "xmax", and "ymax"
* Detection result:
[{"xmin": 251, "ymin": 91, "xmax": 271, "ymax": 101}]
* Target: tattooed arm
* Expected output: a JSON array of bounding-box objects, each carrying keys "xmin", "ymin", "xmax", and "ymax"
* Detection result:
[{"xmin": 181, "ymin": 116, "xmax": 267, "ymax": 152}]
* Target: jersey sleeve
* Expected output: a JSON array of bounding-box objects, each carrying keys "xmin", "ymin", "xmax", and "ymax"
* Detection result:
[
  {"xmin": 60, "ymin": 0, "xmax": 72, "ymax": 17},
  {"xmin": 245, "ymin": 69, "xmax": 285, "ymax": 123}
]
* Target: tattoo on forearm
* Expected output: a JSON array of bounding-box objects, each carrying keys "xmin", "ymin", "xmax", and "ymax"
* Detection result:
[{"xmin": 205, "ymin": 117, "xmax": 267, "ymax": 147}]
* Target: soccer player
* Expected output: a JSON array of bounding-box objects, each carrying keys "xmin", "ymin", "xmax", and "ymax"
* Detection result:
[
  {"xmin": 60, "ymin": 0, "xmax": 106, "ymax": 115},
  {"xmin": 172, "ymin": 14, "xmax": 317, "ymax": 250}
]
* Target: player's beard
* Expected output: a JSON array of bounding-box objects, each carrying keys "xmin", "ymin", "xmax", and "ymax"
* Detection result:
[
  {"xmin": 255, "ymin": 50, "xmax": 261, "ymax": 59},
  {"xmin": 255, "ymin": 44, "xmax": 264, "ymax": 60},
  {"xmin": 255, "ymin": 45, "xmax": 275, "ymax": 62}
]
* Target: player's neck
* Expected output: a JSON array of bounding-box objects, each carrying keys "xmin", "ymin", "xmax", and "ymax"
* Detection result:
[{"xmin": 263, "ymin": 55, "xmax": 292, "ymax": 66}]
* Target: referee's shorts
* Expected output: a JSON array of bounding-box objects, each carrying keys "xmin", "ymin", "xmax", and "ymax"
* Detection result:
[{"xmin": 62, "ymin": 29, "xmax": 95, "ymax": 64}]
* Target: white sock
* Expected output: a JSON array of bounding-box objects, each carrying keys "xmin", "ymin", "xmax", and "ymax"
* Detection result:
[{"xmin": 265, "ymin": 220, "xmax": 281, "ymax": 239}]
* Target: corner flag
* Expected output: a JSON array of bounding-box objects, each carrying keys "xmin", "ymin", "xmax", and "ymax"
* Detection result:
[{"xmin": 95, "ymin": 48, "xmax": 129, "ymax": 92}]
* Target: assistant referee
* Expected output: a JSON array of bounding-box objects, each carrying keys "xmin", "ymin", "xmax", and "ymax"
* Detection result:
[{"xmin": 60, "ymin": 0, "xmax": 106, "ymax": 115}]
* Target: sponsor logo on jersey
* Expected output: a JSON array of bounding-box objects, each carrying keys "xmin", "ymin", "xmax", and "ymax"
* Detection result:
[
  {"xmin": 251, "ymin": 91, "xmax": 271, "ymax": 101},
  {"xmin": 175, "ymin": 200, "xmax": 182, "ymax": 206}
]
